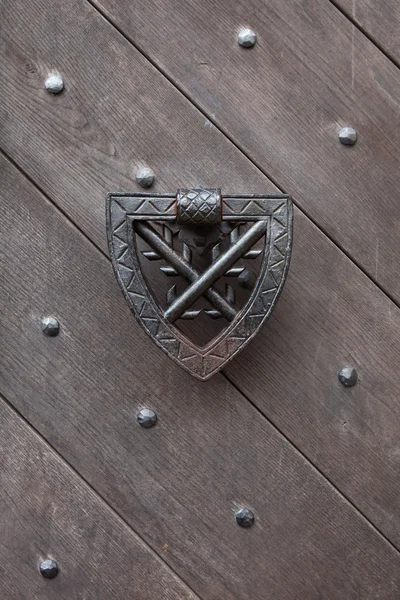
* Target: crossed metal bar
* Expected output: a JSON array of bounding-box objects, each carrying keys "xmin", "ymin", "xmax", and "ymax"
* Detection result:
[
  {"xmin": 135, "ymin": 219, "xmax": 268, "ymax": 324},
  {"xmin": 135, "ymin": 221, "xmax": 236, "ymax": 322}
]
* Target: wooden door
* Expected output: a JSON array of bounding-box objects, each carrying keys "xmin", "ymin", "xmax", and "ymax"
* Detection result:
[{"xmin": 1, "ymin": 0, "xmax": 400, "ymax": 597}]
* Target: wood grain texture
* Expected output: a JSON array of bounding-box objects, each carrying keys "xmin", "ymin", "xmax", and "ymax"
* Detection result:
[
  {"xmin": 1, "ymin": 0, "xmax": 400, "ymax": 556},
  {"xmin": 2, "ymin": 157, "xmax": 400, "ymax": 598},
  {"xmin": 0, "ymin": 0, "xmax": 264, "ymax": 256},
  {"xmin": 334, "ymin": 0, "xmax": 400, "ymax": 65},
  {"xmin": 89, "ymin": 0, "xmax": 400, "ymax": 303},
  {"xmin": 225, "ymin": 205, "xmax": 400, "ymax": 547},
  {"xmin": 0, "ymin": 396, "xmax": 198, "ymax": 600}
]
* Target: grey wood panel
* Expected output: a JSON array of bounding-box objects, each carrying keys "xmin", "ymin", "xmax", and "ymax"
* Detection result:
[
  {"xmin": 0, "ymin": 0, "xmax": 263, "ymax": 256},
  {"xmin": 2, "ymin": 157, "xmax": 400, "ymax": 598},
  {"xmin": 225, "ymin": 206, "xmax": 400, "ymax": 546},
  {"xmin": 0, "ymin": 397, "xmax": 198, "ymax": 600},
  {"xmin": 89, "ymin": 0, "xmax": 400, "ymax": 303},
  {"xmin": 1, "ymin": 0, "xmax": 400, "ymax": 560},
  {"xmin": 335, "ymin": 0, "xmax": 400, "ymax": 65}
]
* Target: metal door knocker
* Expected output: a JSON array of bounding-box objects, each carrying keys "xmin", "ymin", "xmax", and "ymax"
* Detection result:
[{"xmin": 106, "ymin": 188, "xmax": 293, "ymax": 380}]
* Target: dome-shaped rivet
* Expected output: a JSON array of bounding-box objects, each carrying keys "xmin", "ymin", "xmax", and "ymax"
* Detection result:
[
  {"xmin": 137, "ymin": 408, "xmax": 157, "ymax": 428},
  {"xmin": 235, "ymin": 507, "xmax": 255, "ymax": 527},
  {"xmin": 45, "ymin": 73, "xmax": 64, "ymax": 94},
  {"xmin": 136, "ymin": 167, "xmax": 155, "ymax": 188},
  {"xmin": 338, "ymin": 366, "xmax": 358, "ymax": 387},
  {"xmin": 39, "ymin": 558, "xmax": 58, "ymax": 579},
  {"xmin": 238, "ymin": 28, "xmax": 257, "ymax": 48},
  {"xmin": 41, "ymin": 317, "xmax": 60, "ymax": 337},
  {"xmin": 339, "ymin": 126, "xmax": 357, "ymax": 146}
]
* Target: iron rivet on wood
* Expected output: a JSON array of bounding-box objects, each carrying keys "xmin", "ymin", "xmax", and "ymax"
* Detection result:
[
  {"xmin": 136, "ymin": 167, "xmax": 155, "ymax": 188},
  {"xmin": 137, "ymin": 408, "xmax": 157, "ymax": 428},
  {"xmin": 106, "ymin": 188, "xmax": 293, "ymax": 380},
  {"xmin": 41, "ymin": 316, "xmax": 60, "ymax": 337},
  {"xmin": 39, "ymin": 559, "xmax": 58, "ymax": 579},
  {"xmin": 338, "ymin": 126, "xmax": 357, "ymax": 146},
  {"xmin": 338, "ymin": 367, "xmax": 358, "ymax": 387},
  {"xmin": 44, "ymin": 73, "xmax": 64, "ymax": 94},
  {"xmin": 238, "ymin": 28, "xmax": 257, "ymax": 48},
  {"xmin": 236, "ymin": 507, "xmax": 255, "ymax": 527}
]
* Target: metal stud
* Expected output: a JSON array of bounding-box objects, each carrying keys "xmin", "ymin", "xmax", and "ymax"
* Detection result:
[
  {"xmin": 338, "ymin": 126, "xmax": 357, "ymax": 146},
  {"xmin": 44, "ymin": 73, "xmax": 64, "ymax": 94},
  {"xmin": 39, "ymin": 558, "xmax": 58, "ymax": 579},
  {"xmin": 136, "ymin": 167, "xmax": 155, "ymax": 188},
  {"xmin": 235, "ymin": 507, "xmax": 255, "ymax": 527},
  {"xmin": 238, "ymin": 28, "xmax": 257, "ymax": 48},
  {"xmin": 137, "ymin": 408, "xmax": 157, "ymax": 428},
  {"xmin": 41, "ymin": 317, "xmax": 60, "ymax": 337},
  {"xmin": 338, "ymin": 367, "xmax": 358, "ymax": 387}
]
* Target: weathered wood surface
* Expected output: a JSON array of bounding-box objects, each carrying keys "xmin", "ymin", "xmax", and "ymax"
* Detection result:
[
  {"xmin": 1, "ymin": 0, "xmax": 262, "ymax": 255},
  {"xmin": 1, "ymin": 0, "xmax": 400, "ymax": 553},
  {"xmin": 0, "ymin": 396, "xmax": 198, "ymax": 600},
  {"xmin": 91, "ymin": 0, "xmax": 400, "ymax": 302},
  {"xmin": 226, "ymin": 206, "xmax": 400, "ymax": 545},
  {"xmin": 2, "ymin": 155, "xmax": 400, "ymax": 598},
  {"xmin": 335, "ymin": 0, "xmax": 400, "ymax": 64}
]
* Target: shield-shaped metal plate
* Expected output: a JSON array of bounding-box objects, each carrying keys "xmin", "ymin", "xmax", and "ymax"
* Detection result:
[{"xmin": 106, "ymin": 190, "xmax": 292, "ymax": 380}]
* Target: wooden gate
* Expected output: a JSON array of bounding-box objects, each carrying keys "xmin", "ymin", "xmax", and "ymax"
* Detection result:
[{"xmin": 1, "ymin": 0, "xmax": 400, "ymax": 597}]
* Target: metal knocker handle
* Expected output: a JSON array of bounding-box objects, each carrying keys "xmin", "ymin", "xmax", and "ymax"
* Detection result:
[{"xmin": 106, "ymin": 188, "xmax": 293, "ymax": 379}]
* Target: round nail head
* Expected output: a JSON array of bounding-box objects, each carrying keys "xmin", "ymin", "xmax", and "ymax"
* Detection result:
[
  {"xmin": 338, "ymin": 367, "xmax": 358, "ymax": 387},
  {"xmin": 136, "ymin": 167, "xmax": 155, "ymax": 188},
  {"xmin": 45, "ymin": 73, "xmax": 64, "ymax": 94},
  {"xmin": 236, "ymin": 507, "xmax": 255, "ymax": 527},
  {"xmin": 40, "ymin": 558, "xmax": 58, "ymax": 579},
  {"xmin": 238, "ymin": 28, "xmax": 257, "ymax": 48},
  {"xmin": 41, "ymin": 317, "xmax": 60, "ymax": 337},
  {"xmin": 137, "ymin": 408, "xmax": 157, "ymax": 428},
  {"xmin": 339, "ymin": 126, "xmax": 357, "ymax": 146}
]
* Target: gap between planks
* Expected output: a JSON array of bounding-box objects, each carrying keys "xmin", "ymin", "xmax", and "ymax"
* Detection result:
[
  {"xmin": 82, "ymin": 0, "xmax": 400, "ymax": 315},
  {"xmin": 222, "ymin": 372, "xmax": 400, "ymax": 557},
  {"xmin": 0, "ymin": 388, "xmax": 204, "ymax": 600},
  {"xmin": 328, "ymin": 0, "xmax": 400, "ymax": 71},
  {"xmin": 1, "ymin": 145, "xmax": 400, "ymax": 560}
]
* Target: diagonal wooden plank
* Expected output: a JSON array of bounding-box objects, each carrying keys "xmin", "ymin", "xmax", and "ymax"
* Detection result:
[
  {"xmin": 1, "ymin": 0, "xmax": 400, "ymax": 557},
  {"xmin": 332, "ymin": 0, "xmax": 400, "ymax": 66},
  {"xmin": 88, "ymin": 0, "xmax": 400, "ymax": 303},
  {"xmin": 225, "ymin": 205, "xmax": 400, "ymax": 546},
  {"xmin": 0, "ymin": 395, "xmax": 199, "ymax": 600},
  {"xmin": 0, "ymin": 0, "xmax": 265, "ymax": 256},
  {"xmin": 1, "ymin": 156, "xmax": 400, "ymax": 598}
]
